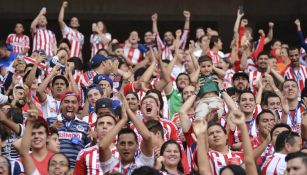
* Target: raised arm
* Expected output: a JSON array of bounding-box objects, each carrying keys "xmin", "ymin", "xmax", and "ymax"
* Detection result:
[
  {"xmin": 183, "ymin": 11, "xmax": 190, "ymax": 31},
  {"xmin": 124, "ymin": 96, "xmax": 152, "ymax": 156},
  {"xmin": 36, "ymin": 64, "xmax": 61, "ymax": 103},
  {"xmin": 294, "ymin": 19, "xmax": 307, "ymax": 51},
  {"xmin": 30, "ymin": 8, "xmax": 46, "ymax": 33},
  {"xmin": 152, "ymin": 13, "xmax": 158, "ymax": 34},
  {"xmin": 19, "ymin": 109, "xmax": 39, "ymax": 175},
  {"xmin": 58, "ymin": 1, "xmax": 68, "ymax": 31},
  {"xmin": 25, "ymin": 55, "xmax": 46, "ymax": 88},
  {"xmin": 98, "ymin": 106, "xmax": 128, "ymax": 162},
  {"xmin": 179, "ymin": 93, "xmax": 197, "ymax": 133},
  {"xmin": 233, "ymin": 8, "xmax": 244, "ymax": 33},
  {"xmin": 230, "ymin": 110, "xmax": 257, "ymax": 175},
  {"xmin": 264, "ymin": 22, "xmax": 274, "ymax": 44},
  {"xmin": 193, "ymin": 119, "xmax": 212, "ymax": 175}
]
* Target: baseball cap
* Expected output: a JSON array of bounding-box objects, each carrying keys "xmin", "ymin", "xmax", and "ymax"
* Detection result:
[
  {"xmin": 60, "ymin": 90, "xmax": 79, "ymax": 102},
  {"xmin": 90, "ymin": 54, "xmax": 109, "ymax": 69},
  {"xmin": 232, "ymin": 71, "xmax": 249, "ymax": 81},
  {"xmin": 93, "ymin": 74, "xmax": 113, "ymax": 88},
  {"xmin": 95, "ymin": 98, "xmax": 113, "ymax": 113}
]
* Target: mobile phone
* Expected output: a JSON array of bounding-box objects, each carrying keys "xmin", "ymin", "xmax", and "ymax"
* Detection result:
[
  {"xmin": 92, "ymin": 23, "xmax": 97, "ymax": 32},
  {"xmin": 238, "ymin": 5, "xmax": 244, "ymax": 14}
]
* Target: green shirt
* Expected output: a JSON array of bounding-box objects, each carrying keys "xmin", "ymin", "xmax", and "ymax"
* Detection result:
[{"xmin": 166, "ymin": 89, "xmax": 183, "ymax": 120}]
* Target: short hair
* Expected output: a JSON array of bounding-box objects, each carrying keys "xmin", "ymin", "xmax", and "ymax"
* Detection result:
[
  {"xmin": 117, "ymin": 127, "xmax": 138, "ymax": 143},
  {"xmin": 58, "ymin": 38, "xmax": 71, "ymax": 50},
  {"xmin": 125, "ymin": 91, "xmax": 139, "ymax": 101},
  {"xmin": 68, "ymin": 57, "xmax": 83, "ymax": 71},
  {"xmin": 51, "ymin": 75, "xmax": 69, "ymax": 87},
  {"xmin": 96, "ymin": 48, "xmax": 109, "ymax": 55},
  {"xmin": 238, "ymin": 90, "xmax": 255, "ymax": 103},
  {"xmin": 209, "ymin": 35, "xmax": 220, "ymax": 49},
  {"xmin": 257, "ymin": 51, "xmax": 269, "ymax": 60},
  {"xmin": 6, "ymin": 108, "xmax": 23, "ymax": 124},
  {"xmin": 131, "ymin": 166, "xmax": 160, "ymax": 175},
  {"xmin": 33, "ymin": 119, "xmax": 49, "ymax": 136},
  {"xmin": 261, "ymin": 92, "xmax": 280, "ymax": 106},
  {"xmin": 141, "ymin": 94, "xmax": 159, "ymax": 107},
  {"xmin": 146, "ymin": 89, "xmax": 163, "ymax": 111},
  {"xmin": 287, "ymin": 46, "xmax": 300, "ymax": 55},
  {"xmin": 256, "ymin": 109, "xmax": 275, "ymax": 125},
  {"xmin": 48, "ymin": 153, "xmax": 70, "ymax": 170},
  {"xmin": 48, "ymin": 127, "xmax": 59, "ymax": 136},
  {"xmin": 198, "ymin": 34, "xmax": 207, "ymax": 43},
  {"xmin": 281, "ymin": 79, "xmax": 298, "ymax": 90},
  {"xmin": 134, "ymin": 67, "xmax": 147, "ymax": 80},
  {"xmin": 96, "ymin": 112, "xmax": 117, "ymax": 126},
  {"xmin": 275, "ymin": 131, "xmax": 299, "ymax": 152},
  {"xmin": 220, "ymin": 164, "xmax": 246, "ymax": 175},
  {"xmin": 285, "ymin": 151, "xmax": 307, "ymax": 168},
  {"xmin": 208, "ymin": 122, "xmax": 227, "ymax": 134},
  {"xmin": 145, "ymin": 119, "xmax": 164, "ymax": 139},
  {"xmin": 270, "ymin": 123, "xmax": 291, "ymax": 140},
  {"xmin": 198, "ymin": 55, "xmax": 213, "ymax": 65}
]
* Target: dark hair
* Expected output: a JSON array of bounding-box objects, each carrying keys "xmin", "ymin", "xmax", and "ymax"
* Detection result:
[
  {"xmin": 270, "ymin": 123, "xmax": 291, "ymax": 140},
  {"xmin": 68, "ymin": 57, "xmax": 83, "ymax": 71},
  {"xmin": 287, "ymin": 46, "xmax": 300, "ymax": 55},
  {"xmin": 238, "ymin": 90, "xmax": 255, "ymax": 103},
  {"xmin": 51, "ymin": 75, "xmax": 69, "ymax": 87},
  {"xmin": 141, "ymin": 95, "xmax": 159, "ymax": 107},
  {"xmin": 58, "ymin": 38, "xmax": 71, "ymax": 50},
  {"xmin": 160, "ymin": 140, "xmax": 184, "ymax": 174},
  {"xmin": 209, "ymin": 35, "xmax": 220, "ymax": 49},
  {"xmin": 208, "ymin": 122, "xmax": 227, "ymax": 134},
  {"xmin": 125, "ymin": 91, "xmax": 139, "ymax": 101},
  {"xmin": 275, "ymin": 131, "xmax": 299, "ymax": 152},
  {"xmin": 131, "ymin": 166, "xmax": 160, "ymax": 175},
  {"xmin": 33, "ymin": 119, "xmax": 49, "ymax": 136},
  {"xmin": 221, "ymin": 57, "xmax": 232, "ymax": 69},
  {"xmin": 198, "ymin": 55, "xmax": 213, "ymax": 65},
  {"xmin": 7, "ymin": 108, "xmax": 23, "ymax": 124},
  {"xmin": 146, "ymin": 89, "xmax": 163, "ymax": 111},
  {"xmin": 48, "ymin": 127, "xmax": 59, "ymax": 136},
  {"xmin": 257, "ymin": 51, "xmax": 270, "ymax": 60},
  {"xmin": 220, "ymin": 164, "xmax": 246, "ymax": 175},
  {"xmin": 285, "ymin": 151, "xmax": 307, "ymax": 168},
  {"xmin": 198, "ymin": 34, "xmax": 207, "ymax": 43},
  {"xmin": 96, "ymin": 112, "xmax": 117, "ymax": 126},
  {"xmin": 48, "ymin": 153, "xmax": 70, "ymax": 170},
  {"xmin": 261, "ymin": 92, "xmax": 280, "ymax": 106},
  {"xmin": 145, "ymin": 119, "xmax": 164, "ymax": 139},
  {"xmin": 134, "ymin": 67, "xmax": 147, "ymax": 81},
  {"xmin": 117, "ymin": 127, "xmax": 138, "ymax": 143},
  {"xmin": 96, "ymin": 48, "xmax": 109, "ymax": 55},
  {"xmin": 256, "ymin": 109, "xmax": 275, "ymax": 125},
  {"xmin": 0, "ymin": 155, "xmax": 11, "ymax": 175},
  {"xmin": 281, "ymin": 79, "xmax": 298, "ymax": 90},
  {"xmin": 175, "ymin": 73, "xmax": 191, "ymax": 92}
]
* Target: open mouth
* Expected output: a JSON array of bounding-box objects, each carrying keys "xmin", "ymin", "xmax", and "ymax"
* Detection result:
[
  {"xmin": 66, "ymin": 109, "xmax": 74, "ymax": 117},
  {"xmin": 146, "ymin": 106, "xmax": 152, "ymax": 113}
]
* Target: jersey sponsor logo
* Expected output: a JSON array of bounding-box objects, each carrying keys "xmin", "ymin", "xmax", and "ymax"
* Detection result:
[
  {"xmin": 76, "ymin": 124, "xmax": 85, "ymax": 132},
  {"xmin": 59, "ymin": 131, "xmax": 82, "ymax": 140}
]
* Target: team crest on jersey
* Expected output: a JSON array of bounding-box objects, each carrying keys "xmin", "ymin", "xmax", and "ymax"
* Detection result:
[{"xmin": 76, "ymin": 125, "xmax": 85, "ymax": 132}]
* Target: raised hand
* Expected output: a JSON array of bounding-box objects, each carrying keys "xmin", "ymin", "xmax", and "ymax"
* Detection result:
[
  {"xmin": 229, "ymin": 109, "xmax": 245, "ymax": 126},
  {"xmin": 192, "ymin": 119, "xmax": 208, "ymax": 136},
  {"xmin": 62, "ymin": 1, "xmax": 69, "ymax": 8},
  {"xmin": 40, "ymin": 7, "xmax": 47, "ymax": 15},
  {"xmin": 294, "ymin": 19, "xmax": 301, "ymax": 26},
  {"xmin": 237, "ymin": 8, "xmax": 244, "ymax": 18},
  {"xmin": 258, "ymin": 29, "xmax": 265, "ymax": 36},
  {"xmin": 27, "ymin": 109, "xmax": 39, "ymax": 122},
  {"xmin": 268, "ymin": 22, "xmax": 274, "ymax": 28},
  {"xmin": 183, "ymin": 10, "xmax": 191, "ymax": 19},
  {"xmin": 151, "ymin": 13, "xmax": 158, "ymax": 22},
  {"xmin": 175, "ymin": 29, "xmax": 182, "ymax": 38}
]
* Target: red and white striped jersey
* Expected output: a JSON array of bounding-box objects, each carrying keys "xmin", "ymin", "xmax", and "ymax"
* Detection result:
[
  {"xmin": 6, "ymin": 34, "xmax": 30, "ymax": 55},
  {"xmin": 223, "ymin": 69, "xmax": 235, "ymax": 88},
  {"xmin": 246, "ymin": 57, "xmax": 258, "ymax": 72},
  {"xmin": 209, "ymin": 149, "xmax": 244, "ymax": 175},
  {"xmin": 74, "ymin": 145, "xmax": 118, "ymax": 175},
  {"xmin": 83, "ymin": 112, "xmax": 97, "ymax": 129},
  {"xmin": 80, "ymin": 70, "xmax": 98, "ymax": 88},
  {"xmin": 207, "ymin": 50, "xmax": 220, "ymax": 65},
  {"xmin": 62, "ymin": 25, "xmax": 84, "ymax": 58},
  {"xmin": 32, "ymin": 27, "xmax": 57, "ymax": 56},
  {"xmin": 282, "ymin": 64, "xmax": 307, "ymax": 97},
  {"xmin": 90, "ymin": 33, "xmax": 112, "ymax": 58},
  {"xmin": 261, "ymin": 152, "xmax": 287, "ymax": 175},
  {"xmin": 230, "ymin": 104, "xmax": 262, "ymax": 144},
  {"xmin": 123, "ymin": 46, "xmax": 143, "ymax": 65},
  {"xmin": 154, "ymin": 30, "xmax": 189, "ymax": 60},
  {"xmin": 22, "ymin": 56, "xmax": 46, "ymax": 70},
  {"xmin": 286, "ymin": 103, "xmax": 305, "ymax": 134},
  {"xmin": 248, "ymin": 70, "xmax": 263, "ymax": 94},
  {"xmin": 251, "ymin": 136, "xmax": 275, "ymax": 165}
]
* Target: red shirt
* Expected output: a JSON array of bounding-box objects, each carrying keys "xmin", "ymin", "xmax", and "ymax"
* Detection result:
[{"xmin": 30, "ymin": 151, "xmax": 54, "ymax": 175}]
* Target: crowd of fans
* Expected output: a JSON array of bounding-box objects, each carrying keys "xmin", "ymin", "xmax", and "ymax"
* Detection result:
[{"xmin": 1, "ymin": 1, "xmax": 307, "ymax": 175}]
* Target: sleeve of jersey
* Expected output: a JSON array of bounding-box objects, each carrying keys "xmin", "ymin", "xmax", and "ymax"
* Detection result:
[
  {"xmin": 25, "ymin": 35, "xmax": 30, "ymax": 49},
  {"xmin": 227, "ymin": 130, "xmax": 236, "ymax": 147},
  {"xmin": 184, "ymin": 127, "xmax": 194, "ymax": 147},
  {"xmin": 154, "ymin": 32, "xmax": 165, "ymax": 49},
  {"xmin": 251, "ymin": 36, "xmax": 265, "ymax": 62},
  {"xmin": 179, "ymin": 30, "xmax": 189, "ymax": 49},
  {"xmin": 270, "ymin": 49, "xmax": 283, "ymax": 62},
  {"xmin": 5, "ymin": 34, "xmax": 11, "ymax": 44},
  {"xmin": 74, "ymin": 151, "xmax": 87, "ymax": 175},
  {"xmin": 62, "ymin": 24, "xmax": 70, "ymax": 36},
  {"xmin": 297, "ymin": 30, "xmax": 307, "ymax": 51}
]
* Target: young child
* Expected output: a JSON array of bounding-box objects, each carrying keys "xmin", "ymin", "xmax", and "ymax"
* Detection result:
[{"xmin": 195, "ymin": 56, "xmax": 224, "ymax": 119}]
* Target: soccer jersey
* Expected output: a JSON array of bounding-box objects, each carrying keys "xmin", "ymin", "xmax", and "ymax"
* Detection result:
[
  {"xmin": 83, "ymin": 112, "xmax": 97, "ymax": 129},
  {"xmin": 90, "ymin": 33, "xmax": 112, "ymax": 58},
  {"xmin": 1, "ymin": 124, "xmax": 25, "ymax": 160},
  {"xmin": 123, "ymin": 46, "xmax": 143, "ymax": 64},
  {"xmin": 32, "ymin": 27, "xmax": 57, "ymax": 56},
  {"xmin": 62, "ymin": 25, "xmax": 84, "ymax": 58},
  {"xmin": 248, "ymin": 70, "xmax": 264, "ymax": 94},
  {"xmin": 261, "ymin": 152, "xmax": 287, "ymax": 175},
  {"xmin": 101, "ymin": 151, "xmax": 154, "ymax": 175},
  {"xmin": 6, "ymin": 34, "xmax": 30, "ymax": 55},
  {"xmin": 282, "ymin": 64, "xmax": 307, "ymax": 98},
  {"xmin": 251, "ymin": 136, "xmax": 275, "ymax": 165},
  {"xmin": 42, "ymin": 95, "xmax": 61, "ymax": 124},
  {"xmin": 49, "ymin": 115, "xmax": 91, "ymax": 168},
  {"xmin": 286, "ymin": 103, "xmax": 305, "ymax": 134}
]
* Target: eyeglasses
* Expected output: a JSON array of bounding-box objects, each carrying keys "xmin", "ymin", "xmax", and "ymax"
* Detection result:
[{"xmin": 49, "ymin": 161, "xmax": 68, "ymax": 168}]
